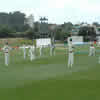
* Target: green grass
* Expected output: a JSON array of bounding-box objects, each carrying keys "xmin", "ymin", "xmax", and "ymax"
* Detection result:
[{"xmin": 0, "ymin": 45, "xmax": 100, "ymax": 100}]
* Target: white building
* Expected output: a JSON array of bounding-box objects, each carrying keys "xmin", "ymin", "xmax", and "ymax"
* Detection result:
[{"xmin": 24, "ymin": 14, "xmax": 34, "ymax": 28}]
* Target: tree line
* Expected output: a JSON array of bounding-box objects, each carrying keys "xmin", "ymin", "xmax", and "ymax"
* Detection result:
[
  {"xmin": 0, "ymin": 11, "xmax": 100, "ymax": 42},
  {"xmin": 0, "ymin": 11, "xmax": 31, "ymax": 38}
]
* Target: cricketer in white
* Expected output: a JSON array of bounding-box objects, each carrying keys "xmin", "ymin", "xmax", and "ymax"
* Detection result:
[
  {"xmin": 28, "ymin": 45, "xmax": 35, "ymax": 61},
  {"xmin": 50, "ymin": 44, "xmax": 55, "ymax": 56},
  {"xmin": 68, "ymin": 39, "xmax": 74, "ymax": 68},
  {"xmin": 89, "ymin": 44, "xmax": 95, "ymax": 56},
  {"xmin": 23, "ymin": 44, "xmax": 26, "ymax": 59},
  {"xmin": 40, "ymin": 45, "xmax": 43, "ymax": 56},
  {"xmin": 2, "ymin": 42, "xmax": 11, "ymax": 66}
]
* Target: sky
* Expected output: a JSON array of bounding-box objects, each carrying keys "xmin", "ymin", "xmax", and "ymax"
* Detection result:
[{"xmin": 0, "ymin": 0, "xmax": 100, "ymax": 24}]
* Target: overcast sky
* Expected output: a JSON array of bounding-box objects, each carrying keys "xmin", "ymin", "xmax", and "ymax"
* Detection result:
[{"xmin": 0, "ymin": 0, "xmax": 100, "ymax": 24}]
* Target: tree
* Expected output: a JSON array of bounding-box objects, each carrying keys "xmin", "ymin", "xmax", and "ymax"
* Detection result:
[
  {"xmin": 54, "ymin": 22, "xmax": 73, "ymax": 41},
  {"xmin": 34, "ymin": 22, "xmax": 39, "ymax": 32},
  {"xmin": 22, "ymin": 24, "xmax": 30, "ymax": 32},
  {"xmin": 0, "ymin": 25, "xmax": 15, "ymax": 38},
  {"xmin": 55, "ymin": 28, "xmax": 62, "ymax": 40},
  {"xmin": 8, "ymin": 11, "xmax": 25, "ymax": 25},
  {"xmin": 93, "ymin": 22, "xmax": 100, "ymax": 27},
  {"xmin": 0, "ymin": 12, "xmax": 9, "ymax": 25},
  {"xmin": 8, "ymin": 11, "xmax": 26, "ymax": 32},
  {"xmin": 78, "ymin": 26, "xmax": 96, "ymax": 42},
  {"xmin": 62, "ymin": 22, "xmax": 73, "ymax": 33},
  {"xmin": 26, "ymin": 29, "xmax": 35, "ymax": 39},
  {"xmin": 0, "ymin": 11, "xmax": 26, "ymax": 32}
]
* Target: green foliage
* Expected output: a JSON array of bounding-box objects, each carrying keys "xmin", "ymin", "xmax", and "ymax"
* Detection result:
[
  {"xmin": 78, "ymin": 26, "xmax": 96, "ymax": 42},
  {"xmin": 55, "ymin": 28, "xmax": 62, "ymax": 40},
  {"xmin": 33, "ymin": 39, "xmax": 36, "ymax": 47},
  {"xmin": 98, "ymin": 28, "xmax": 100, "ymax": 31},
  {"xmin": 25, "ymin": 29, "xmax": 35, "ymax": 39},
  {"xmin": 92, "ymin": 22, "xmax": 100, "ymax": 27},
  {"xmin": 62, "ymin": 22, "xmax": 73, "ymax": 33},
  {"xmin": 55, "ymin": 22, "xmax": 73, "ymax": 41},
  {"xmin": 20, "ymin": 39, "xmax": 33, "ymax": 45},
  {"xmin": 22, "ymin": 24, "xmax": 30, "ymax": 32},
  {"xmin": 0, "ymin": 11, "xmax": 26, "ymax": 32},
  {"xmin": 34, "ymin": 22, "xmax": 39, "ymax": 32},
  {"xmin": 0, "ymin": 25, "xmax": 15, "ymax": 37}
]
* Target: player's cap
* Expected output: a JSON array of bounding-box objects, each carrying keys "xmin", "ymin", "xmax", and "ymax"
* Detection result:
[
  {"xmin": 6, "ymin": 42, "xmax": 8, "ymax": 45},
  {"xmin": 70, "ymin": 38, "xmax": 72, "ymax": 41},
  {"xmin": 91, "ymin": 44, "xmax": 93, "ymax": 46}
]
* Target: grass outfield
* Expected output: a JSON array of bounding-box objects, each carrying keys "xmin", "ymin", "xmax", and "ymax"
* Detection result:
[{"xmin": 0, "ymin": 45, "xmax": 100, "ymax": 100}]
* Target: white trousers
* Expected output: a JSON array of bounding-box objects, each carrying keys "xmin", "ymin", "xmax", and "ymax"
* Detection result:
[
  {"xmin": 89, "ymin": 50, "xmax": 95, "ymax": 56},
  {"xmin": 30, "ymin": 53, "xmax": 35, "ymax": 61},
  {"xmin": 24, "ymin": 51, "xmax": 26, "ymax": 59},
  {"xmin": 50, "ymin": 48, "xmax": 52, "ymax": 56},
  {"xmin": 99, "ymin": 56, "xmax": 100, "ymax": 64},
  {"xmin": 40, "ymin": 48, "xmax": 42, "ymax": 56},
  {"xmin": 5, "ymin": 53, "xmax": 9, "ymax": 66},
  {"xmin": 50, "ymin": 48, "xmax": 55, "ymax": 56},
  {"xmin": 68, "ymin": 53, "xmax": 74, "ymax": 67}
]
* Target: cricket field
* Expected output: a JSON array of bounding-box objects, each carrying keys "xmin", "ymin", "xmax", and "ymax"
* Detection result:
[{"xmin": 0, "ymin": 44, "xmax": 100, "ymax": 100}]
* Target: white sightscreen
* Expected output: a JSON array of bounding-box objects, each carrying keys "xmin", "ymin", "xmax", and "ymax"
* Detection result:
[
  {"xmin": 68, "ymin": 36, "xmax": 83, "ymax": 45},
  {"xmin": 97, "ymin": 36, "xmax": 100, "ymax": 42},
  {"xmin": 36, "ymin": 38, "xmax": 51, "ymax": 47}
]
